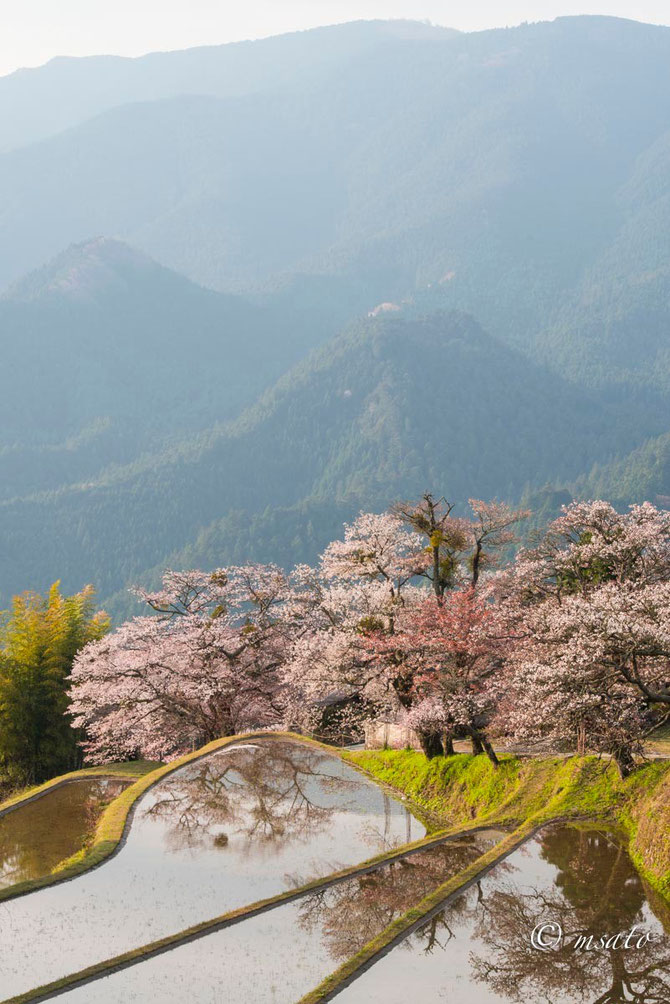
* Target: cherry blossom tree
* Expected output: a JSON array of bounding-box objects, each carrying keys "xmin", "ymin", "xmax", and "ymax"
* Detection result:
[
  {"xmin": 319, "ymin": 510, "xmax": 428, "ymax": 594},
  {"xmin": 283, "ymin": 512, "xmax": 428, "ymax": 739},
  {"xmin": 392, "ymin": 493, "xmax": 470, "ymax": 599},
  {"xmin": 368, "ymin": 589, "xmax": 504, "ymax": 762},
  {"xmin": 497, "ymin": 501, "xmax": 670, "ymax": 775},
  {"xmin": 285, "ymin": 504, "xmax": 522, "ymax": 757},
  {"xmin": 69, "ymin": 566, "xmax": 291, "ymax": 763},
  {"xmin": 468, "ymin": 498, "xmax": 529, "ymax": 587}
]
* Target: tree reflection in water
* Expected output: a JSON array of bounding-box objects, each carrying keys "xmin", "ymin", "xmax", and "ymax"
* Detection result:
[
  {"xmin": 293, "ymin": 832, "xmax": 503, "ymax": 962},
  {"xmin": 469, "ymin": 826, "xmax": 670, "ymax": 1004},
  {"xmin": 142, "ymin": 742, "xmax": 365, "ymax": 853}
]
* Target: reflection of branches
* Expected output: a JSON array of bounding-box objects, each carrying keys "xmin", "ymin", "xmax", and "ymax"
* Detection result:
[
  {"xmin": 142, "ymin": 742, "xmax": 359, "ymax": 852},
  {"xmin": 470, "ymin": 827, "xmax": 670, "ymax": 1004},
  {"xmin": 293, "ymin": 834, "xmax": 502, "ymax": 962},
  {"xmin": 416, "ymin": 911, "xmax": 455, "ymax": 953}
]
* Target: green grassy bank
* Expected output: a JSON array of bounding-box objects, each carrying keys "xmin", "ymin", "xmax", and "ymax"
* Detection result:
[
  {"xmin": 0, "ymin": 760, "xmax": 159, "ymax": 816},
  {"xmin": 346, "ymin": 750, "xmax": 670, "ymax": 898}
]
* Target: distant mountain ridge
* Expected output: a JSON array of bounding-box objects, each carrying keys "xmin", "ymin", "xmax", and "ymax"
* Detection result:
[
  {"xmin": 1, "ymin": 14, "xmax": 670, "ymax": 381},
  {"xmin": 0, "ymin": 20, "xmax": 456, "ymax": 153},
  {"xmin": 3, "ymin": 236, "xmax": 169, "ymax": 302},
  {"xmin": 0, "ymin": 237, "xmax": 357, "ymax": 498},
  {"xmin": 1, "ymin": 17, "xmax": 670, "ymax": 614}
]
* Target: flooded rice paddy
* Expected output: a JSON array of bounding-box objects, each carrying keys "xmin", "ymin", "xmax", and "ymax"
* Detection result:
[
  {"xmin": 3, "ymin": 741, "xmax": 668, "ymax": 1004},
  {"xmin": 0, "ymin": 739, "xmax": 424, "ymax": 998},
  {"xmin": 57, "ymin": 829, "xmax": 505, "ymax": 1003},
  {"xmin": 337, "ymin": 824, "xmax": 670, "ymax": 1004},
  {"xmin": 0, "ymin": 776, "xmax": 131, "ymax": 889}
]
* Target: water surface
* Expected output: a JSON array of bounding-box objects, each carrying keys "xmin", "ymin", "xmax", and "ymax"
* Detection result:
[
  {"xmin": 0, "ymin": 739, "xmax": 424, "ymax": 998},
  {"xmin": 338, "ymin": 824, "xmax": 670, "ymax": 1004},
  {"xmin": 58, "ymin": 829, "xmax": 504, "ymax": 1003},
  {"xmin": 0, "ymin": 777, "xmax": 130, "ymax": 889}
]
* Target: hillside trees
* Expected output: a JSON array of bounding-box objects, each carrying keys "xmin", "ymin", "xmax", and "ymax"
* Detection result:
[{"xmin": 0, "ymin": 583, "xmax": 108, "ymax": 784}]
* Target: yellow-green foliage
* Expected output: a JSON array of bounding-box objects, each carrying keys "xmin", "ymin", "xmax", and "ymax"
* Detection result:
[
  {"xmin": 0, "ymin": 582, "xmax": 110, "ymax": 785},
  {"xmin": 348, "ymin": 750, "xmax": 670, "ymax": 896}
]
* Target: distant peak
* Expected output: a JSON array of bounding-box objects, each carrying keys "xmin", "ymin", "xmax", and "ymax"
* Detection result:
[{"xmin": 3, "ymin": 238, "xmax": 166, "ymax": 303}]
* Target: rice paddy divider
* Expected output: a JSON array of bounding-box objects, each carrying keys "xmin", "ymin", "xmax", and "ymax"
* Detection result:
[
  {"xmin": 1, "ymin": 821, "xmax": 514, "ymax": 1004},
  {"xmin": 296, "ymin": 821, "xmax": 547, "ymax": 1004}
]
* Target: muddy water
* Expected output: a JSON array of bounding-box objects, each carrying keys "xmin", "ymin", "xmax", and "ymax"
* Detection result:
[
  {"xmin": 58, "ymin": 829, "xmax": 505, "ymax": 1003},
  {"xmin": 0, "ymin": 740, "xmax": 424, "ymax": 999},
  {"xmin": 0, "ymin": 777, "xmax": 130, "ymax": 889},
  {"xmin": 337, "ymin": 824, "xmax": 670, "ymax": 1004}
]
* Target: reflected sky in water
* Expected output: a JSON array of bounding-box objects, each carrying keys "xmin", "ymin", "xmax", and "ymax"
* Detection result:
[
  {"xmin": 59, "ymin": 829, "xmax": 504, "ymax": 1003},
  {"xmin": 339, "ymin": 825, "xmax": 670, "ymax": 1004},
  {"xmin": 0, "ymin": 740, "xmax": 423, "ymax": 998}
]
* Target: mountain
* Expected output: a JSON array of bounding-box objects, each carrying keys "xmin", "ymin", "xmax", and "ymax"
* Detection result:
[
  {"xmin": 2, "ymin": 16, "xmax": 670, "ymax": 613},
  {"xmin": 0, "ymin": 310, "xmax": 658, "ymax": 608},
  {"xmin": 0, "ymin": 237, "xmax": 356, "ymax": 497},
  {"xmin": 0, "ymin": 20, "xmax": 455, "ymax": 153},
  {"xmin": 571, "ymin": 432, "xmax": 670, "ymax": 506},
  {"xmin": 1, "ymin": 16, "xmax": 670, "ymax": 411}
]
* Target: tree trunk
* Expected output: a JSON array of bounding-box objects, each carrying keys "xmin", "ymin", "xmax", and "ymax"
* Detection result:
[
  {"xmin": 432, "ymin": 544, "xmax": 442, "ymax": 600},
  {"xmin": 480, "ymin": 734, "xmax": 500, "ymax": 767},
  {"xmin": 613, "ymin": 745, "xmax": 636, "ymax": 779},
  {"xmin": 418, "ymin": 730, "xmax": 444, "ymax": 759},
  {"xmin": 470, "ymin": 728, "xmax": 499, "ymax": 766},
  {"xmin": 471, "ymin": 733, "xmax": 484, "ymax": 755},
  {"xmin": 392, "ymin": 673, "xmax": 415, "ymax": 709},
  {"xmin": 472, "ymin": 541, "xmax": 482, "ymax": 588},
  {"xmin": 443, "ymin": 733, "xmax": 455, "ymax": 756}
]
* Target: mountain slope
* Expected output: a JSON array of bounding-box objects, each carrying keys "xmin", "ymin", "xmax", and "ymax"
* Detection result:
[
  {"xmin": 0, "ymin": 310, "xmax": 657, "ymax": 606},
  {"xmin": 0, "ymin": 237, "xmax": 350, "ymax": 496},
  {"xmin": 1, "ymin": 15, "xmax": 670, "ymax": 395},
  {"xmin": 572, "ymin": 432, "xmax": 670, "ymax": 506},
  {"xmin": 0, "ymin": 20, "xmax": 454, "ymax": 153}
]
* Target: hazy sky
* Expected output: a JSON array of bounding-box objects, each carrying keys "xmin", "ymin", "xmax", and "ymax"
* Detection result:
[{"xmin": 2, "ymin": 1, "xmax": 670, "ymax": 77}]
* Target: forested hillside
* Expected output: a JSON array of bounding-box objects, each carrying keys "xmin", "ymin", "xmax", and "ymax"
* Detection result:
[
  {"xmin": 0, "ymin": 311, "xmax": 661, "ymax": 611},
  {"xmin": 0, "ymin": 237, "xmax": 362, "ymax": 497},
  {"xmin": 2, "ymin": 16, "xmax": 670, "ymax": 613}
]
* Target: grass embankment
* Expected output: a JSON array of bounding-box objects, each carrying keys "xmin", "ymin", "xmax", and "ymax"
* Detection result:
[
  {"xmin": 0, "ymin": 761, "xmax": 159, "ymax": 816},
  {"xmin": 346, "ymin": 749, "xmax": 670, "ymax": 898}
]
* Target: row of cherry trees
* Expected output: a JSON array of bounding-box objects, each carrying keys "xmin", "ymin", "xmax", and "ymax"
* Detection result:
[{"xmin": 69, "ymin": 496, "xmax": 670, "ymax": 777}]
